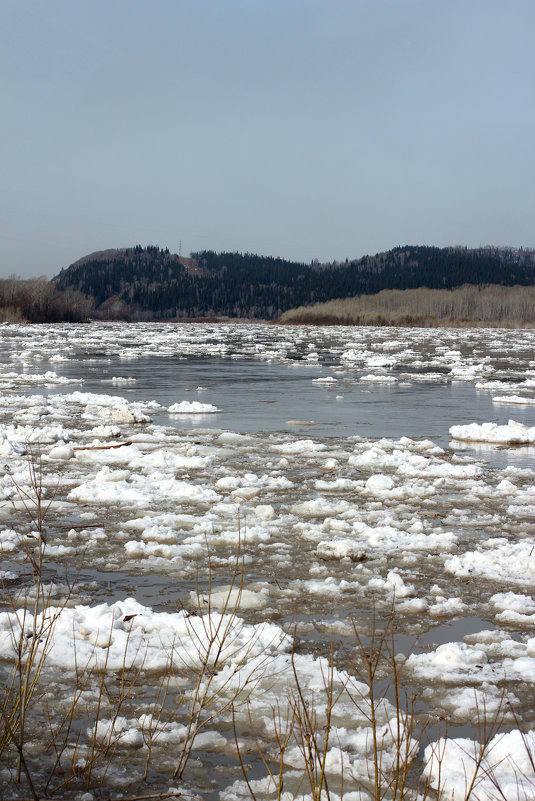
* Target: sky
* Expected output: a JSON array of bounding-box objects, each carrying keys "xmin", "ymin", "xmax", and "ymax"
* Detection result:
[{"xmin": 1, "ymin": 1, "xmax": 534, "ymax": 279}]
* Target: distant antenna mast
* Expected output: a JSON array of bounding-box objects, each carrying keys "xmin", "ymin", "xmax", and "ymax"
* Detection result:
[{"xmin": 178, "ymin": 240, "xmax": 183, "ymax": 258}]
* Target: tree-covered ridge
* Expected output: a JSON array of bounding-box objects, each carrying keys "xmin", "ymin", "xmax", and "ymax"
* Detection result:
[
  {"xmin": 53, "ymin": 244, "xmax": 535, "ymax": 321},
  {"xmin": 54, "ymin": 245, "xmax": 185, "ymax": 307}
]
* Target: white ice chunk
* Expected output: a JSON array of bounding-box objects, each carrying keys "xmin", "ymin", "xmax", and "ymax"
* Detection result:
[
  {"xmin": 254, "ymin": 504, "xmax": 275, "ymax": 520},
  {"xmin": 445, "ymin": 540, "xmax": 535, "ymax": 585},
  {"xmin": 424, "ymin": 729, "xmax": 535, "ymax": 800},
  {"xmin": 450, "ymin": 419, "xmax": 535, "ymax": 444},
  {"xmin": 316, "ymin": 540, "xmax": 368, "ymax": 562},
  {"xmin": 48, "ymin": 441, "xmax": 74, "ymax": 461},
  {"xmin": 168, "ymin": 401, "xmax": 221, "ymax": 414},
  {"xmin": 365, "ymin": 474, "xmax": 394, "ymax": 492},
  {"xmin": 493, "ymin": 394, "xmax": 535, "ymax": 405}
]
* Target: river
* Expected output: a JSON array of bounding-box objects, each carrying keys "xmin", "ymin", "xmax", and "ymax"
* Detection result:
[{"xmin": 1, "ymin": 321, "xmax": 535, "ymax": 799}]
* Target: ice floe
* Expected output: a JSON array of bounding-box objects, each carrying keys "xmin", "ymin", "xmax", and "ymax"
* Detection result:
[
  {"xmin": 168, "ymin": 400, "xmax": 221, "ymax": 413},
  {"xmin": 450, "ymin": 419, "xmax": 535, "ymax": 444},
  {"xmin": 445, "ymin": 539, "xmax": 535, "ymax": 585},
  {"xmin": 0, "ymin": 598, "xmax": 289, "ymax": 672},
  {"xmin": 424, "ymin": 730, "xmax": 535, "ymax": 800}
]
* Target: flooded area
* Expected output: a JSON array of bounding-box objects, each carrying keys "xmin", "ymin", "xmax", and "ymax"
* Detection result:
[{"xmin": 1, "ymin": 322, "xmax": 535, "ymax": 799}]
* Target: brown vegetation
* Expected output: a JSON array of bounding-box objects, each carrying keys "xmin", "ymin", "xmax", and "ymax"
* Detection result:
[
  {"xmin": 278, "ymin": 284, "xmax": 535, "ymax": 328},
  {"xmin": 0, "ymin": 277, "xmax": 94, "ymax": 323}
]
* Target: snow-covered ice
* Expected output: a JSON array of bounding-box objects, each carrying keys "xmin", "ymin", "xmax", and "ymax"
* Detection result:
[
  {"xmin": 450, "ymin": 418, "xmax": 535, "ymax": 444},
  {"xmin": 168, "ymin": 400, "xmax": 221, "ymax": 414}
]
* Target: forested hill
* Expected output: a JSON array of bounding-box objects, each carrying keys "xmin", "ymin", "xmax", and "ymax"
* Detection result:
[{"xmin": 53, "ymin": 244, "xmax": 535, "ymax": 321}]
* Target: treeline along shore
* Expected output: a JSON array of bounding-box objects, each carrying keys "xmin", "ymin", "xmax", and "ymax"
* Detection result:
[
  {"xmin": 2, "ymin": 244, "xmax": 535, "ymax": 326},
  {"xmin": 0, "ymin": 276, "xmax": 94, "ymax": 323}
]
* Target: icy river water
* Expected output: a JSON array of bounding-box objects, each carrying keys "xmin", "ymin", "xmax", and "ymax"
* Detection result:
[{"xmin": 2, "ymin": 322, "xmax": 535, "ymax": 800}]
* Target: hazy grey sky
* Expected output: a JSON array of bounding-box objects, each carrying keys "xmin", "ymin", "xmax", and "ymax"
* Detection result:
[{"xmin": 1, "ymin": 1, "xmax": 534, "ymax": 278}]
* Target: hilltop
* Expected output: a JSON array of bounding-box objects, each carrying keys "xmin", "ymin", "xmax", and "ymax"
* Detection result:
[{"xmin": 52, "ymin": 244, "xmax": 535, "ymax": 322}]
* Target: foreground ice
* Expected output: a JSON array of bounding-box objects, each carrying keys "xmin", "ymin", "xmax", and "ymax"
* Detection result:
[
  {"xmin": 0, "ymin": 598, "xmax": 289, "ymax": 672},
  {"xmin": 424, "ymin": 730, "xmax": 535, "ymax": 800}
]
